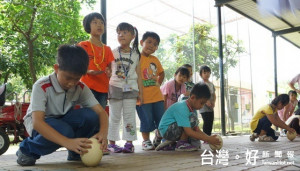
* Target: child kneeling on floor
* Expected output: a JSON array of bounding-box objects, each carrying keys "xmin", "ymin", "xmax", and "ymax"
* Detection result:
[
  {"xmin": 285, "ymin": 100, "xmax": 300, "ymax": 135},
  {"xmin": 156, "ymin": 83, "xmax": 220, "ymax": 151},
  {"xmin": 250, "ymin": 94, "xmax": 296, "ymax": 142}
]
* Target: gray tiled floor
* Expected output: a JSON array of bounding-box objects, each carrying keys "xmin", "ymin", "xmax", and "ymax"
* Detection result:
[{"xmin": 1, "ymin": 135, "xmax": 300, "ymax": 171}]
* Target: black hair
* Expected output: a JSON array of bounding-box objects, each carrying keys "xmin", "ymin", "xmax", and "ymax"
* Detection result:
[
  {"xmin": 199, "ymin": 65, "xmax": 211, "ymax": 77},
  {"xmin": 271, "ymin": 94, "xmax": 290, "ymax": 106},
  {"xmin": 57, "ymin": 45, "xmax": 89, "ymax": 75},
  {"xmin": 116, "ymin": 22, "xmax": 140, "ymax": 57},
  {"xmin": 182, "ymin": 64, "xmax": 192, "ymax": 68},
  {"xmin": 288, "ymin": 90, "xmax": 297, "ymax": 96},
  {"xmin": 175, "ymin": 66, "xmax": 190, "ymax": 79},
  {"xmin": 190, "ymin": 83, "xmax": 211, "ymax": 99},
  {"xmin": 295, "ymin": 100, "xmax": 300, "ymax": 115},
  {"xmin": 142, "ymin": 31, "xmax": 160, "ymax": 45},
  {"xmin": 83, "ymin": 12, "xmax": 105, "ymax": 33}
]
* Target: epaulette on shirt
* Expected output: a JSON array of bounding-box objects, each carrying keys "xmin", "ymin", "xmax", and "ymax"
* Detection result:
[
  {"xmin": 38, "ymin": 78, "xmax": 53, "ymax": 93},
  {"xmin": 77, "ymin": 82, "xmax": 84, "ymax": 89}
]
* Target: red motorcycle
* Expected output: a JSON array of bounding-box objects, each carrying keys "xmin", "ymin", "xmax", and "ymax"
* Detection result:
[{"xmin": 0, "ymin": 84, "xmax": 30, "ymax": 155}]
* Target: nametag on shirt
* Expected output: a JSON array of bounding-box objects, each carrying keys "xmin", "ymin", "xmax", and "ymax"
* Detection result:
[{"xmin": 122, "ymin": 84, "xmax": 133, "ymax": 92}]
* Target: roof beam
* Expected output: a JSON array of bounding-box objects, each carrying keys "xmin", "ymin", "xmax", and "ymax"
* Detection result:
[
  {"xmin": 273, "ymin": 26, "xmax": 300, "ymax": 36},
  {"xmin": 215, "ymin": 0, "xmax": 235, "ymax": 6}
]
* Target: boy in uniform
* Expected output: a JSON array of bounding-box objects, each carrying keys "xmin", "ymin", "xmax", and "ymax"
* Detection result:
[{"xmin": 17, "ymin": 45, "xmax": 108, "ymax": 166}]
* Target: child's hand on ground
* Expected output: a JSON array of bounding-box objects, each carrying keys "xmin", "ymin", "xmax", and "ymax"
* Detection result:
[
  {"xmin": 65, "ymin": 138, "xmax": 92, "ymax": 155},
  {"xmin": 208, "ymin": 135, "xmax": 221, "ymax": 146}
]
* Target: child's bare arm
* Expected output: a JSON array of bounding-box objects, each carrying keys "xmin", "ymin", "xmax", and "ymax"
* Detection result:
[
  {"xmin": 183, "ymin": 127, "xmax": 220, "ymax": 145},
  {"xmin": 157, "ymin": 71, "xmax": 165, "ymax": 86},
  {"xmin": 282, "ymin": 106, "xmax": 289, "ymax": 121},
  {"xmin": 266, "ymin": 113, "xmax": 295, "ymax": 132},
  {"xmin": 136, "ymin": 64, "xmax": 144, "ymax": 104},
  {"xmin": 163, "ymin": 95, "xmax": 168, "ymax": 110}
]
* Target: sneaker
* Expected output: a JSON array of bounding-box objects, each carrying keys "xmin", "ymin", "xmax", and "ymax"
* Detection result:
[
  {"xmin": 280, "ymin": 130, "xmax": 287, "ymax": 137},
  {"xmin": 162, "ymin": 142, "xmax": 176, "ymax": 151},
  {"xmin": 107, "ymin": 144, "xmax": 123, "ymax": 153},
  {"xmin": 142, "ymin": 140, "xmax": 154, "ymax": 151},
  {"xmin": 250, "ymin": 133, "xmax": 258, "ymax": 141},
  {"xmin": 175, "ymin": 140, "xmax": 198, "ymax": 152},
  {"xmin": 258, "ymin": 135, "xmax": 276, "ymax": 142},
  {"xmin": 190, "ymin": 138, "xmax": 201, "ymax": 149},
  {"xmin": 67, "ymin": 151, "xmax": 81, "ymax": 161},
  {"xmin": 16, "ymin": 149, "xmax": 36, "ymax": 166},
  {"xmin": 123, "ymin": 143, "xmax": 134, "ymax": 153},
  {"xmin": 155, "ymin": 140, "xmax": 174, "ymax": 151}
]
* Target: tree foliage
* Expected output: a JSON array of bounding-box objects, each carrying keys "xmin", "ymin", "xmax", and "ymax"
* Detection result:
[
  {"xmin": 156, "ymin": 23, "xmax": 245, "ymax": 81},
  {"xmin": 0, "ymin": 0, "xmax": 96, "ymax": 90}
]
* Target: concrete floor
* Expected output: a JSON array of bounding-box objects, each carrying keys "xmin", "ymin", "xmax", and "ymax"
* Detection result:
[{"xmin": 1, "ymin": 135, "xmax": 300, "ymax": 171}]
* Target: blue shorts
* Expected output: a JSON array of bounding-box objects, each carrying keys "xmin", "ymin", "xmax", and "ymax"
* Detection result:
[
  {"xmin": 91, "ymin": 89, "xmax": 108, "ymax": 109},
  {"xmin": 136, "ymin": 101, "xmax": 164, "ymax": 132}
]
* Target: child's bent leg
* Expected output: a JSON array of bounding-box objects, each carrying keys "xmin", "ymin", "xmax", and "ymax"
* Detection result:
[
  {"xmin": 175, "ymin": 131, "xmax": 198, "ymax": 152},
  {"xmin": 62, "ymin": 108, "xmax": 101, "ymax": 158},
  {"xmin": 62, "ymin": 108, "xmax": 99, "ymax": 138},
  {"xmin": 19, "ymin": 118, "xmax": 75, "ymax": 159},
  {"xmin": 257, "ymin": 116, "xmax": 278, "ymax": 141}
]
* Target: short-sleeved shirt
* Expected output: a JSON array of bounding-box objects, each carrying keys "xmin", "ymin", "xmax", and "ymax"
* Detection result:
[
  {"xmin": 277, "ymin": 100, "xmax": 297, "ymax": 121},
  {"xmin": 23, "ymin": 73, "xmax": 98, "ymax": 136},
  {"xmin": 140, "ymin": 54, "xmax": 164, "ymax": 104},
  {"xmin": 250, "ymin": 104, "xmax": 277, "ymax": 132},
  {"xmin": 161, "ymin": 79, "xmax": 186, "ymax": 109},
  {"xmin": 158, "ymin": 100, "xmax": 196, "ymax": 137},
  {"xmin": 290, "ymin": 73, "xmax": 300, "ymax": 90},
  {"xmin": 198, "ymin": 80, "xmax": 215, "ymax": 113},
  {"xmin": 109, "ymin": 48, "xmax": 140, "ymax": 91},
  {"xmin": 78, "ymin": 41, "xmax": 114, "ymax": 93}
]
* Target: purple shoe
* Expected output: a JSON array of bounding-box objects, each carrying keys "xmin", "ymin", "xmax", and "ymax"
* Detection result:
[
  {"xmin": 175, "ymin": 140, "xmax": 198, "ymax": 152},
  {"xmin": 162, "ymin": 143, "xmax": 176, "ymax": 151},
  {"xmin": 108, "ymin": 144, "xmax": 123, "ymax": 153},
  {"xmin": 123, "ymin": 143, "xmax": 134, "ymax": 153}
]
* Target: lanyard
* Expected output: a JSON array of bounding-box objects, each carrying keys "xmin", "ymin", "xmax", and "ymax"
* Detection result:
[
  {"xmin": 174, "ymin": 79, "xmax": 181, "ymax": 101},
  {"xmin": 186, "ymin": 100, "xmax": 193, "ymax": 112},
  {"xmin": 89, "ymin": 40, "xmax": 105, "ymax": 71},
  {"xmin": 118, "ymin": 47, "xmax": 132, "ymax": 82}
]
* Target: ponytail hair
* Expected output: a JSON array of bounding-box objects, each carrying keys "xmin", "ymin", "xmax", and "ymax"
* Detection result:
[
  {"xmin": 132, "ymin": 27, "xmax": 140, "ymax": 58},
  {"xmin": 116, "ymin": 22, "xmax": 140, "ymax": 59}
]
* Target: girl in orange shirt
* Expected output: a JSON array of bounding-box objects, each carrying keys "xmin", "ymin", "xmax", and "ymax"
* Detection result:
[{"xmin": 78, "ymin": 12, "xmax": 114, "ymax": 109}]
